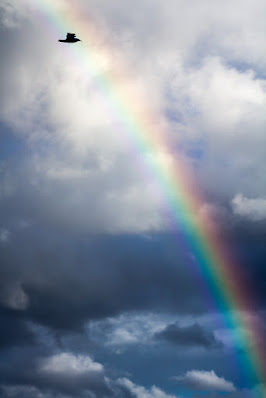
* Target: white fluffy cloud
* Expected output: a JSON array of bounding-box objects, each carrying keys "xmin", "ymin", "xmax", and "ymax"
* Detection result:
[
  {"xmin": 176, "ymin": 369, "xmax": 236, "ymax": 392},
  {"xmin": 40, "ymin": 352, "xmax": 103, "ymax": 375},
  {"xmin": 0, "ymin": 0, "xmax": 266, "ymax": 234},
  {"xmin": 119, "ymin": 378, "xmax": 178, "ymax": 398},
  {"xmin": 232, "ymin": 194, "xmax": 266, "ymax": 220},
  {"xmin": 88, "ymin": 312, "xmax": 168, "ymax": 350}
]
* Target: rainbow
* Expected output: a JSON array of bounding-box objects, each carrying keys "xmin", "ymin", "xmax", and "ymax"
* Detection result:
[{"xmin": 29, "ymin": 0, "xmax": 265, "ymax": 394}]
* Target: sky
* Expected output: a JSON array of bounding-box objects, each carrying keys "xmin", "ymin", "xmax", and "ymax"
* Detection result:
[{"xmin": 0, "ymin": 0, "xmax": 266, "ymax": 397}]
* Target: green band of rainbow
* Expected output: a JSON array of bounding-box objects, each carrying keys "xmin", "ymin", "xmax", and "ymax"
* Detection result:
[{"xmin": 29, "ymin": 0, "xmax": 265, "ymax": 394}]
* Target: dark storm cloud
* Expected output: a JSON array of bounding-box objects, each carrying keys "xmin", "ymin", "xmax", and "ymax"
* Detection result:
[
  {"xmin": 154, "ymin": 322, "xmax": 222, "ymax": 349},
  {"xmin": 0, "ymin": 226, "xmax": 208, "ymax": 333},
  {"xmin": 0, "ymin": 161, "xmax": 266, "ymax": 339},
  {"xmin": 222, "ymin": 218, "xmax": 266, "ymax": 311},
  {"xmin": 0, "ymin": 307, "xmax": 34, "ymax": 349}
]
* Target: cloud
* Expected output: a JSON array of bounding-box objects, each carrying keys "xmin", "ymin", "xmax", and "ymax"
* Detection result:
[
  {"xmin": 0, "ymin": 226, "xmax": 210, "ymax": 333},
  {"xmin": 0, "ymin": 350, "xmax": 110, "ymax": 397},
  {"xmin": 0, "ymin": 1, "xmax": 30, "ymax": 29},
  {"xmin": 154, "ymin": 322, "xmax": 222, "ymax": 349},
  {"xmin": 0, "ymin": 385, "xmax": 50, "ymax": 398},
  {"xmin": 107, "ymin": 327, "xmax": 139, "ymax": 346},
  {"xmin": 0, "ymin": 0, "xmax": 265, "ymax": 242},
  {"xmin": 2, "ymin": 381, "xmax": 264, "ymax": 398},
  {"xmin": 232, "ymin": 194, "xmax": 266, "ymax": 221},
  {"xmin": 0, "ymin": 228, "xmax": 10, "ymax": 244},
  {"xmin": 88, "ymin": 312, "xmax": 173, "ymax": 350},
  {"xmin": 39, "ymin": 353, "xmax": 109, "ymax": 394},
  {"xmin": 0, "ymin": 0, "xmax": 266, "ymax": 396},
  {"xmin": 0, "ymin": 0, "xmax": 265, "ymax": 236},
  {"xmin": 0, "ymin": 307, "xmax": 34, "ymax": 349},
  {"xmin": 0, "ymin": 351, "xmax": 181, "ymax": 398},
  {"xmin": 35, "ymin": 352, "xmax": 111, "ymax": 397},
  {"xmin": 176, "ymin": 370, "xmax": 236, "ymax": 392},
  {"xmin": 40, "ymin": 352, "xmax": 103, "ymax": 375},
  {"xmin": 0, "ymin": 282, "xmax": 28, "ymax": 310},
  {"xmin": 118, "ymin": 378, "xmax": 178, "ymax": 398}
]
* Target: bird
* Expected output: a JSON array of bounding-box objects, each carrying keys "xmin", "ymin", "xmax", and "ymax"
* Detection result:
[{"xmin": 58, "ymin": 33, "xmax": 82, "ymax": 43}]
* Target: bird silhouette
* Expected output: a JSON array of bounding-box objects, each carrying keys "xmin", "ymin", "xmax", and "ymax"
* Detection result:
[{"xmin": 58, "ymin": 33, "xmax": 81, "ymax": 43}]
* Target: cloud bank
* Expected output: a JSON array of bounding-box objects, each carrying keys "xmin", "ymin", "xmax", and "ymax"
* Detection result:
[
  {"xmin": 232, "ymin": 194, "xmax": 266, "ymax": 221},
  {"xmin": 1, "ymin": 0, "xmax": 266, "ymax": 397}
]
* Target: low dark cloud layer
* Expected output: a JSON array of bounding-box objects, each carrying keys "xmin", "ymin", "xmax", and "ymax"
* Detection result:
[
  {"xmin": 154, "ymin": 322, "xmax": 222, "ymax": 349},
  {"xmin": 0, "ymin": 307, "xmax": 34, "ymax": 349},
  {"xmin": 0, "ymin": 227, "xmax": 208, "ymax": 333}
]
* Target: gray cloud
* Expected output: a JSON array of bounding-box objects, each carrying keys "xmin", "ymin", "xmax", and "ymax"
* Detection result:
[
  {"xmin": 175, "ymin": 369, "xmax": 236, "ymax": 392},
  {"xmin": 0, "ymin": 307, "xmax": 34, "ymax": 349},
  {"xmin": 0, "ymin": 227, "xmax": 208, "ymax": 333},
  {"xmin": 118, "ymin": 378, "xmax": 177, "ymax": 398},
  {"xmin": 232, "ymin": 194, "xmax": 266, "ymax": 221},
  {"xmin": 155, "ymin": 322, "xmax": 222, "ymax": 349}
]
